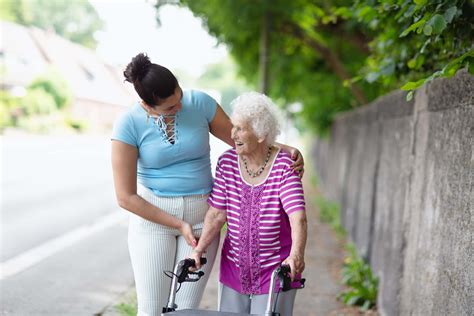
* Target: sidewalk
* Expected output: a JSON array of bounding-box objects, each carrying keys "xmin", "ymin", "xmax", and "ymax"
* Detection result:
[{"xmin": 101, "ymin": 179, "xmax": 359, "ymax": 315}]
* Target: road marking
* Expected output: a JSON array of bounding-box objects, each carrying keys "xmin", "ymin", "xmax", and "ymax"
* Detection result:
[{"xmin": 0, "ymin": 212, "xmax": 127, "ymax": 280}]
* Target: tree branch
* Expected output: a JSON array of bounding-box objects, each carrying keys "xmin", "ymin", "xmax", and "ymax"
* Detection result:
[{"xmin": 283, "ymin": 22, "xmax": 368, "ymax": 105}]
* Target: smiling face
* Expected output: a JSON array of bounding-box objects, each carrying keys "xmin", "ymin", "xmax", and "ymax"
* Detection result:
[
  {"xmin": 231, "ymin": 117, "xmax": 261, "ymax": 155},
  {"xmin": 144, "ymin": 86, "xmax": 183, "ymax": 116}
]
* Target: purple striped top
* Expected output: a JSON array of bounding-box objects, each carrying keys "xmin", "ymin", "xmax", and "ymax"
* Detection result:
[{"xmin": 208, "ymin": 148, "xmax": 306, "ymax": 295}]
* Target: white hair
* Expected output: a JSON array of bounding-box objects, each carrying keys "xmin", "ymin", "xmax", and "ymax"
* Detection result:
[{"xmin": 230, "ymin": 92, "xmax": 281, "ymax": 145}]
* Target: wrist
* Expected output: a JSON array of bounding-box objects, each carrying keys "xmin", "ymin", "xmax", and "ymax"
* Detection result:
[
  {"xmin": 193, "ymin": 248, "xmax": 206, "ymax": 254},
  {"xmin": 290, "ymin": 251, "xmax": 304, "ymax": 258}
]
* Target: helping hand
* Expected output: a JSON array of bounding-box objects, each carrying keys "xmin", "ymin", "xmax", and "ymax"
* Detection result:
[
  {"xmin": 178, "ymin": 221, "xmax": 197, "ymax": 248},
  {"xmin": 290, "ymin": 148, "xmax": 305, "ymax": 178}
]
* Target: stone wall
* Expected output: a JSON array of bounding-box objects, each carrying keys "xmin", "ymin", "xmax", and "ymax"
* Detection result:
[{"xmin": 312, "ymin": 70, "xmax": 473, "ymax": 316}]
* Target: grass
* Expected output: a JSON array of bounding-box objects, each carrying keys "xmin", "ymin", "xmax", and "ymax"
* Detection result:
[
  {"xmin": 114, "ymin": 292, "xmax": 137, "ymax": 316},
  {"xmin": 314, "ymin": 195, "xmax": 346, "ymax": 238},
  {"xmin": 339, "ymin": 243, "xmax": 379, "ymax": 311}
]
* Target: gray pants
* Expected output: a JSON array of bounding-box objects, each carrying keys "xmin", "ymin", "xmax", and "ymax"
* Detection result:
[{"xmin": 218, "ymin": 283, "xmax": 297, "ymax": 315}]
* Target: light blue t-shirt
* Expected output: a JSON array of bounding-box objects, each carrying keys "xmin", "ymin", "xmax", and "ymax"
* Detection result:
[{"xmin": 112, "ymin": 90, "xmax": 218, "ymax": 196}]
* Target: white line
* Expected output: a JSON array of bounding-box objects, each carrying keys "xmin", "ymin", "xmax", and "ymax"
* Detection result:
[{"xmin": 0, "ymin": 211, "xmax": 127, "ymax": 280}]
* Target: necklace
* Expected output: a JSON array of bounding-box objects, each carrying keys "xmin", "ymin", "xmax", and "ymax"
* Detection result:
[{"xmin": 242, "ymin": 146, "xmax": 273, "ymax": 178}]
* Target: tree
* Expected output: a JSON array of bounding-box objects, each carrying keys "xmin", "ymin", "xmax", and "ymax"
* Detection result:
[
  {"xmin": 0, "ymin": 0, "xmax": 104, "ymax": 49},
  {"xmin": 156, "ymin": 0, "xmax": 378, "ymax": 134},
  {"xmin": 155, "ymin": 0, "xmax": 473, "ymax": 134}
]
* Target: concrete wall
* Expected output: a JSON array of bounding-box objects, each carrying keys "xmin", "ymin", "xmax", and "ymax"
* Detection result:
[{"xmin": 312, "ymin": 70, "xmax": 473, "ymax": 316}]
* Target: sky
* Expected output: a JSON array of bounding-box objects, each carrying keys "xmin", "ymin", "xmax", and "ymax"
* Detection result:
[{"xmin": 90, "ymin": 0, "xmax": 228, "ymax": 77}]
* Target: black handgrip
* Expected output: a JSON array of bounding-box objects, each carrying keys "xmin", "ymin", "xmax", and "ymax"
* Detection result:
[
  {"xmin": 184, "ymin": 257, "xmax": 207, "ymax": 268},
  {"xmin": 280, "ymin": 264, "xmax": 291, "ymax": 274},
  {"xmin": 279, "ymin": 264, "xmax": 293, "ymax": 292}
]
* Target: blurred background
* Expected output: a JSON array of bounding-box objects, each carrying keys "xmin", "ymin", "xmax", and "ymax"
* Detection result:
[{"xmin": 1, "ymin": 0, "xmax": 472, "ymax": 315}]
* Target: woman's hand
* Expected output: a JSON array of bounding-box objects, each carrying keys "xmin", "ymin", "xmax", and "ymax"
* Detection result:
[
  {"xmin": 283, "ymin": 253, "xmax": 305, "ymax": 281},
  {"xmin": 178, "ymin": 221, "xmax": 197, "ymax": 247},
  {"xmin": 276, "ymin": 143, "xmax": 305, "ymax": 177},
  {"xmin": 289, "ymin": 148, "xmax": 304, "ymax": 177}
]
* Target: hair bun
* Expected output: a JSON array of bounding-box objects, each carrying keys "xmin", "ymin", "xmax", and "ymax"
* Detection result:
[{"xmin": 124, "ymin": 53, "xmax": 152, "ymax": 83}]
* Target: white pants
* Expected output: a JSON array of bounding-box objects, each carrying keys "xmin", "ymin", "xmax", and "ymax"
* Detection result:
[{"xmin": 128, "ymin": 185, "xmax": 219, "ymax": 316}]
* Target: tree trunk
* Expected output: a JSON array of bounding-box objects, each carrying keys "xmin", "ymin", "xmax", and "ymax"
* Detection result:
[{"xmin": 259, "ymin": 8, "xmax": 271, "ymax": 94}]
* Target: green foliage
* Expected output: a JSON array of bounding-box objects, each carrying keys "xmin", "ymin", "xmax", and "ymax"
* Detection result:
[
  {"xmin": 0, "ymin": 91, "xmax": 21, "ymax": 129},
  {"xmin": 28, "ymin": 69, "xmax": 72, "ymax": 110},
  {"xmin": 116, "ymin": 303, "xmax": 136, "ymax": 316},
  {"xmin": 156, "ymin": 0, "xmax": 377, "ymax": 135},
  {"xmin": 0, "ymin": 70, "xmax": 76, "ymax": 133},
  {"xmin": 64, "ymin": 117, "xmax": 88, "ymax": 132},
  {"xmin": 156, "ymin": 0, "xmax": 473, "ymax": 134},
  {"xmin": 0, "ymin": 0, "xmax": 103, "ymax": 49},
  {"xmin": 314, "ymin": 196, "xmax": 346, "ymax": 237},
  {"xmin": 339, "ymin": 243, "xmax": 379, "ymax": 311},
  {"xmin": 344, "ymin": 0, "xmax": 474, "ymax": 99},
  {"xmin": 21, "ymin": 88, "xmax": 57, "ymax": 115}
]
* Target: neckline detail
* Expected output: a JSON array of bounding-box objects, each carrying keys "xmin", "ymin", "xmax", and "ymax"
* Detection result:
[{"xmin": 237, "ymin": 147, "xmax": 281, "ymax": 187}]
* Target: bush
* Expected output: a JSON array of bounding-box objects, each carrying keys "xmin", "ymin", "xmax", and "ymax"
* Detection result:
[
  {"xmin": 64, "ymin": 117, "xmax": 88, "ymax": 132},
  {"xmin": 339, "ymin": 243, "xmax": 379, "ymax": 311},
  {"xmin": 0, "ymin": 90, "xmax": 21, "ymax": 129},
  {"xmin": 28, "ymin": 69, "xmax": 72, "ymax": 110},
  {"xmin": 314, "ymin": 196, "xmax": 346, "ymax": 237},
  {"xmin": 20, "ymin": 88, "xmax": 57, "ymax": 115}
]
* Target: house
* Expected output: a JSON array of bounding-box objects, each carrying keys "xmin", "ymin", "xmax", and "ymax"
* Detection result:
[{"xmin": 0, "ymin": 20, "xmax": 136, "ymax": 131}]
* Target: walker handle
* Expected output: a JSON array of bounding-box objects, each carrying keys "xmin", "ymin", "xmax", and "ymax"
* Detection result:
[{"xmin": 184, "ymin": 257, "xmax": 207, "ymax": 268}]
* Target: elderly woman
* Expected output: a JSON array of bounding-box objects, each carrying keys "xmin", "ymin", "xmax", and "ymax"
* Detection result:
[{"xmin": 191, "ymin": 92, "xmax": 307, "ymax": 315}]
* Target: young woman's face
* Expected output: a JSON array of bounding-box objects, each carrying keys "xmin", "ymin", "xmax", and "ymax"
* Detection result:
[
  {"xmin": 231, "ymin": 117, "xmax": 260, "ymax": 155},
  {"xmin": 148, "ymin": 86, "xmax": 183, "ymax": 116}
]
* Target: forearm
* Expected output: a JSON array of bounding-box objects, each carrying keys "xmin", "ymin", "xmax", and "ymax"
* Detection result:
[
  {"xmin": 289, "ymin": 212, "xmax": 308, "ymax": 257},
  {"xmin": 118, "ymin": 193, "xmax": 183, "ymax": 229},
  {"xmin": 195, "ymin": 207, "xmax": 226, "ymax": 253}
]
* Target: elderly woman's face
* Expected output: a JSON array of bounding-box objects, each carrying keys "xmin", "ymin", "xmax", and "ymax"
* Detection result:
[{"xmin": 231, "ymin": 117, "xmax": 260, "ymax": 155}]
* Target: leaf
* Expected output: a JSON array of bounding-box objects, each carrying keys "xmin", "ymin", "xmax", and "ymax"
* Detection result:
[
  {"xmin": 423, "ymin": 24, "xmax": 433, "ymax": 36},
  {"xmin": 469, "ymin": 61, "xmax": 474, "ymax": 75},
  {"xmin": 430, "ymin": 14, "xmax": 447, "ymax": 34},
  {"xmin": 365, "ymin": 72, "xmax": 380, "ymax": 83},
  {"xmin": 400, "ymin": 78, "xmax": 426, "ymax": 90},
  {"xmin": 400, "ymin": 18, "xmax": 427, "ymax": 37},
  {"xmin": 444, "ymin": 6, "xmax": 457, "ymax": 23},
  {"xmin": 361, "ymin": 300, "xmax": 372, "ymax": 311},
  {"xmin": 347, "ymin": 295, "xmax": 361, "ymax": 306},
  {"xmin": 414, "ymin": 0, "xmax": 427, "ymax": 4},
  {"xmin": 406, "ymin": 90, "xmax": 414, "ymax": 101}
]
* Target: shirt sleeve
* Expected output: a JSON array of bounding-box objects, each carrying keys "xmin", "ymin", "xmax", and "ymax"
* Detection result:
[
  {"xmin": 208, "ymin": 156, "xmax": 227, "ymax": 210},
  {"xmin": 279, "ymin": 163, "xmax": 306, "ymax": 215},
  {"xmin": 193, "ymin": 90, "xmax": 218, "ymax": 123},
  {"xmin": 111, "ymin": 111, "xmax": 138, "ymax": 147}
]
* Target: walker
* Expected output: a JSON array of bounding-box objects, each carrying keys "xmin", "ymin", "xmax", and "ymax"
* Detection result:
[{"xmin": 161, "ymin": 258, "xmax": 305, "ymax": 316}]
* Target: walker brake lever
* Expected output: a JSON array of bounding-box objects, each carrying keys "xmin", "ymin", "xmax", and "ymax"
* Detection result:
[{"xmin": 176, "ymin": 258, "xmax": 207, "ymax": 283}]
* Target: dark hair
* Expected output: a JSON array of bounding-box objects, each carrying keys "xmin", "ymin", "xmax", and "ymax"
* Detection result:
[{"xmin": 123, "ymin": 53, "xmax": 178, "ymax": 106}]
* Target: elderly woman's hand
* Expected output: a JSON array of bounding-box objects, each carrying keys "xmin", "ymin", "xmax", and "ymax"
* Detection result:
[
  {"xmin": 283, "ymin": 253, "xmax": 305, "ymax": 281},
  {"xmin": 189, "ymin": 249, "xmax": 205, "ymax": 271}
]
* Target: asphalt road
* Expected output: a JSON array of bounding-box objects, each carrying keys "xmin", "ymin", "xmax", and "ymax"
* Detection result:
[{"xmin": 1, "ymin": 133, "xmax": 133, "ymax": 315}]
